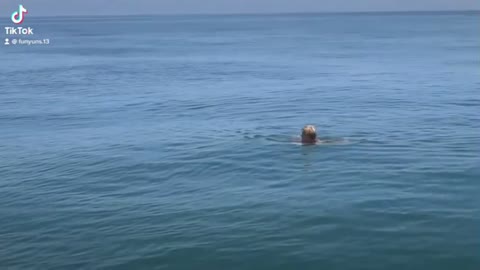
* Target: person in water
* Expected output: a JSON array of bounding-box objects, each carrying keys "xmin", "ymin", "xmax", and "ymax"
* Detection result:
[{"xmin": 301, "ymin": 125, "xmax": 318, "ymax": 144}]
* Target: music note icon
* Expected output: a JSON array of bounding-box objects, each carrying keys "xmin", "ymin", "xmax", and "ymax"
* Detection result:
[{"xmin": 11, "ymin": 5, "xmax": 28, "ymax": 24}]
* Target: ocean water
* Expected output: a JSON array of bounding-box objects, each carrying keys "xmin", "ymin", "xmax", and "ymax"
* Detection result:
[{"xmin": 1, "ymin": 12, "xmax": 479, "ymax": 270}]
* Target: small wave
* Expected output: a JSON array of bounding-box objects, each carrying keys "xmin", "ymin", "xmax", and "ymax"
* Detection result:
[
  {"xmin": 291, "ymin": 137, "xmax": 351, "ymax": 146},
  {"xmin": 319, "ymin": 137, "xmax": 351, "ymax": 145},
  {"xmin": 243, "ymin": 133, "xmax": 351, "ymax": 146}
]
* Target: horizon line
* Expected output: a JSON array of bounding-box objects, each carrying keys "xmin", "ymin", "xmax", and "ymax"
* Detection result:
[{"xmin": 0, "ymin": 9, "xmax": 478, "ymax": 19}]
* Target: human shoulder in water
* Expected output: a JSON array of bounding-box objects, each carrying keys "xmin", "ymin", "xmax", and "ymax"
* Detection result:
[{"xmin": 294, "ymin": 125, "xmax": 348, "ymax": 145}]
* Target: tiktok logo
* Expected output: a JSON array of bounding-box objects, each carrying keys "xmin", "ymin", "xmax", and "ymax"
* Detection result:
[{"xmin": 11, "ymin": 5, "xmax": 28, "ymax": 24}]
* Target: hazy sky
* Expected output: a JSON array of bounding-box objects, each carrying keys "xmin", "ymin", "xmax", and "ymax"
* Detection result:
[{"xmin": 1, "ymin": 0, "xmax": 479, "ymax": 16}]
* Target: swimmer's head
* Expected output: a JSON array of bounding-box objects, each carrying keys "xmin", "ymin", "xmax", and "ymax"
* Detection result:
[{"xmin": 301, "ymin": 125, "xmax": 317, "ymax": 144}]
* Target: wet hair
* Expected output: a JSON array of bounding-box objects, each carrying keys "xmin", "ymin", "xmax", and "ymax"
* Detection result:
[{"xmin": 302, "ymin": 125, "xmax": 317, "ymax": 140}]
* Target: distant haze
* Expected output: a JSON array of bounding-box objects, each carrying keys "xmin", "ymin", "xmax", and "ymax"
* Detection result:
[{"xmin": 1, "ymin": 0, "xmax": 479, "ymax": 16}]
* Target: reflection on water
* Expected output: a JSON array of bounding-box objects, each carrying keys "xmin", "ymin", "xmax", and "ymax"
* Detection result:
[{"xmin": 300, "ymin": 145, "xmax": 315, "ymax": 171}]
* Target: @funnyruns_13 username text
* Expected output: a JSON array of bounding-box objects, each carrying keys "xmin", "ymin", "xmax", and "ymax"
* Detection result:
[{"xmin": 5, "ymin": 38, "xmax": 50, "ymax": 46}]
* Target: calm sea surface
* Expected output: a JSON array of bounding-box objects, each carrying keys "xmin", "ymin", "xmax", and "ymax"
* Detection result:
[{"xmin": 1, "ymin": 12, "xmax": 479, "ymax": 270}]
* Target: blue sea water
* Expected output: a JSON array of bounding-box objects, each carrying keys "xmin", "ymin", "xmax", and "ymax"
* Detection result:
[{"xmin": 0, "ymin": 12, "xmax": 479, "ymax": 270}]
